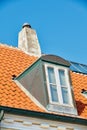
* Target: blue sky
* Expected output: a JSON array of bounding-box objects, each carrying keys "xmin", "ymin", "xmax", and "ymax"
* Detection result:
[{"xmin": 0, "ymin": 0, "xmax": 87, "ymax": 64}]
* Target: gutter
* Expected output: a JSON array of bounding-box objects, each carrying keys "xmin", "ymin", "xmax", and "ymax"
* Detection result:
[{"xmin": 0, "ymin": 106, "xmax": 87, "ymax": 126}]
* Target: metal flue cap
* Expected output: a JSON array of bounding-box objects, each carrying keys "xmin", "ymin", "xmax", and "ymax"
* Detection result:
[{"xmin": 22, "ymin": 23, "xmax": 31, "ymax": 28}]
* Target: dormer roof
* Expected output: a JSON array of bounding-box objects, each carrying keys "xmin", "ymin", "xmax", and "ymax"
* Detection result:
[{"xmin": 41, "ymin": 54, "xmax": 70, "ymax": 67}]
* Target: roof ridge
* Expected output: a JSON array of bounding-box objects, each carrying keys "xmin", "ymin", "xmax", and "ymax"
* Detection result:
[
  {"xmin": 0, "ymin": 43, "xmax": 39, "ymax": 58},
  {"xmin": 0, "ymin": 43, "xmax": 19, "ymax": 50},
  {"xmin": 0, "ymin": 43, "xmax": 37, "ymax": 57}
]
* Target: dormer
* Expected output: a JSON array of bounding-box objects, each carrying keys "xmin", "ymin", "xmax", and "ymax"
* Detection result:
[{"xmin": 15, "ymin": 55, "xmax": 78, "ymax": 115}]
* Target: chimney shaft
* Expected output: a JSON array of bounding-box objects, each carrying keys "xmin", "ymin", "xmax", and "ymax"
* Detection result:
[{"xmin": 18, "ymin": 23, "xmax": 41, "ymax": 57}]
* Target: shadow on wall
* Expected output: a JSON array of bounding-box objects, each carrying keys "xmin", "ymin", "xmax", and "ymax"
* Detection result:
[{"xmin": 76, "ymin": 100, "xmax": 87, "ymax": 116}]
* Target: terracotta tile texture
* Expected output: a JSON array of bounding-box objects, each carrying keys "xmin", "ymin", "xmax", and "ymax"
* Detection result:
[
  {"xmin": 0, "ymin": 44, "xmax": 44, "ymax": 112},
  {"xmin": 0, "ymin": 44, "xmax": 87, "ymax": 119},
  {"xmin": 70, "ymin": 71, "xmax": 87, "ymax": 118}
]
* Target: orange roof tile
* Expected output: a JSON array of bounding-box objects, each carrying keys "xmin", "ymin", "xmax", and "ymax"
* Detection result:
[
  {"xmin": 0, "ymin": 44, "xmax": 45, "ymax": 112},
  {"xmin": 70, "ymin": 71, "xmax": 87, "ymax": 118},
  {"xmin": 0, "ymin": 44, "xmax": 87, "ymax": 119}
]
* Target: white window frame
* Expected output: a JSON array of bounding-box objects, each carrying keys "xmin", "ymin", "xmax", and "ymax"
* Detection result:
[{"xmin": 45, "ymin": 63, "xmax": 73, "ymax": 107}]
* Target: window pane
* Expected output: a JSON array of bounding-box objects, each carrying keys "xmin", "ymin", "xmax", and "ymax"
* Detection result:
[
  {"xmin": 50, "ymin": 84, "xmax": 58, "ymax": 102},
  {"xmin": 59, "ymin": 70, "xmax": 66, "ymax": 86},
  {"xmin": 47, "ymin": 67, "xmax": 56, "ymax": 84},
  {"xmin": 61, "ymin": 87, "xmax": 69, "ymax": 104}
]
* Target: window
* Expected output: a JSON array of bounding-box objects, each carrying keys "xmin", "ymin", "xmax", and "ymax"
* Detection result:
[{"xmin": 45, "ymin": 64, "xmax": 72, "ymax": 106}]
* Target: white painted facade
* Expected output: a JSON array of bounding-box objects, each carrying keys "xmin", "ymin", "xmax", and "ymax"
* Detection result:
[{"xmin": 1, "ymin": 113, "xmax": 87, "ymax": 130}]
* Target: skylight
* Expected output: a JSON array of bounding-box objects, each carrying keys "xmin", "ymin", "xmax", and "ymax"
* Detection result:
[{"xmin": 70, "ymin": 62, "xmax": 87, "ymax": 74}]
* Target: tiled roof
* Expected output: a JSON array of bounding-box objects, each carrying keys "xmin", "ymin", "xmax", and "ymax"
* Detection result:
[
  {"xmin": 0, "ymin": 44, "xmax": 87, "ymax": 119},
  {"xmin": 0, "ymin": 44, "xmax": 45, "ymax": 112},
  {"xmin": 70, "ymin": 71, "xmax": 87, "ymax": 118}
]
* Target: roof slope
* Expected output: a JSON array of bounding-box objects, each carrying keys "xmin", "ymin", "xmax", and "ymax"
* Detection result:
[
  {"xmin": 0, "ymin": 44, "xmax": 44, "ymax": 112},
  {"xmin": 0, "ymin": 44, "xmax": 87, "ymax": 118},
  {"xmin": 70, "ymin": 71, "xmax": 87, "ymax": 118}
]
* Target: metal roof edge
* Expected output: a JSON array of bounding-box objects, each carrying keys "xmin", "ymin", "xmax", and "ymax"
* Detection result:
[
  {"xmin": 0, "ymin": 106, "xmax": 87, "ymax": 126},
  {"xmin": 15, "ymin": 57, "xmax": 41, "ymax": 80},
  {"xmin": 41, "ymin": 59, "xmax": 69, "ymax": 68}
]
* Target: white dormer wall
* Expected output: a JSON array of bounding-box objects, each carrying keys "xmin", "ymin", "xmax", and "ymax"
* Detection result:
[{"xmin": 18, "ymin": 23, "xmax": 41, "ymax": 57}]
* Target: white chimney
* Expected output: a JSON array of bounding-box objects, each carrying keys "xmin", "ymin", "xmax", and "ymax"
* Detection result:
[{"xmin": 18, "ymin": 23, "xmax": 41, "ymax": 57}]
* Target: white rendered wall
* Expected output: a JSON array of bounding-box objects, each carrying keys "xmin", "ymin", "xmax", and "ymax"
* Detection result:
[{"xmin": 0, "ymin": 113, "xmax": 87, "ymax": 130}]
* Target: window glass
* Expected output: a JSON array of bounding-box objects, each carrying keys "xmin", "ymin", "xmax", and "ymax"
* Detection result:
[
  {"xmin": 61, "ymin": 87, "xmax": 69, "ymax": 104},
  {"xmin": 50, "ymin": 84, "xmax": 58, "ymax": 102},
  {"xmin": 47, "ymin": 67, "xmax": 56, "ymax": 84},
  {"xmin": 46, "ymin": 65, "xmax": 71, "ymax": 105},
  {"xmin": 59, "ymin": 70, "xmax": 66, "ymax": 86}
]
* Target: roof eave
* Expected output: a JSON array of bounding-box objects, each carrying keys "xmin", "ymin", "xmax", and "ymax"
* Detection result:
[{"xmin": 0, "ymin": 106, "xmax": 87, "ymax": 126}]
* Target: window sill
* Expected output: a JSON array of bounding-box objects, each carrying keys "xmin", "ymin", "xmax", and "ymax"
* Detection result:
[
  {"xmin": 46, "ymin": 103, "xmax": 78, "ymax": 115},
  {"xmin": 49, "ymin": 101, "xmax": 73, "ymax": 108}
]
